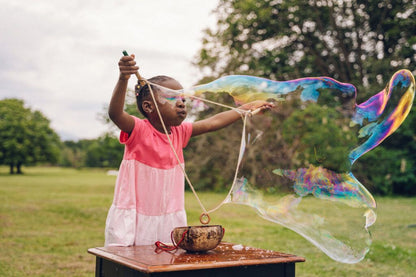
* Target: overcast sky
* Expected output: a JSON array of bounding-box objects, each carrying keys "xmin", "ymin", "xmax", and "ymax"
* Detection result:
[{"xmin": 0, "ymin": 0, "xmax": 219, "ymax": 140}]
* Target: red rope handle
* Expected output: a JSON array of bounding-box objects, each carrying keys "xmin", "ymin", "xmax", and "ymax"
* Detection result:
[{"xmin": 154, "ymin": 229, "xmax": 188, "ymax": 253}]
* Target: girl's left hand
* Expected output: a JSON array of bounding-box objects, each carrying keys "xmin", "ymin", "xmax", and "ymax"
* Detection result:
[{"xmin": 241, "ymin": 101, "xmax": 275, "ymax": 113}]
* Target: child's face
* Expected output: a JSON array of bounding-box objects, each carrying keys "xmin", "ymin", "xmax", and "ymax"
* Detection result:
[{"xmin": 154, "ymin": 79, "xmax": 187, "ymax": 126}]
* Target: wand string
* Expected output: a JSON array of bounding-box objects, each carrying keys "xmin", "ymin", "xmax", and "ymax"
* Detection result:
[
  {"xmin": 147, "ymin": 80, "xmax": 256, "ymax": 222},
  {"xmin": 123, "ymin": 50, "xmax": 262, "ymax": 223}
]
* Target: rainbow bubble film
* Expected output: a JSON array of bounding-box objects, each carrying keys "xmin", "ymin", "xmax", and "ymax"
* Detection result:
[{"xmin": 187, "ymin": 70, "xmax": 414, "ymax": 263}]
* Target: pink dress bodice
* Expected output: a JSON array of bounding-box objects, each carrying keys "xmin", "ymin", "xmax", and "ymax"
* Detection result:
[{"xmin": 105, "ymin": 116, "xmax": 193, "ymax": 246}]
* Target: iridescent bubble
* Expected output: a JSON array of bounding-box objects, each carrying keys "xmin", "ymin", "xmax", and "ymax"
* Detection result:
[
  {"xmin": 218, "ymin": 70, "xmax": 414, "ymax": 263},
  {"xmin": 190, "ymin": 74, "xmax": 356, "ymax": 104},
  {"xmin": 190, "ymin": 70, "xmax": 414, "ymax": 263},
  {"xmin": 150, "ymin": 70, "xmax": 414, "ymax": 263}
]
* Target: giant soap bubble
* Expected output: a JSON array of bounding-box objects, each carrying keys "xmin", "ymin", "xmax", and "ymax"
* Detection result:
[{"xmin": 152, "ymin": 70, "xmax": 415, "ymax": 263}]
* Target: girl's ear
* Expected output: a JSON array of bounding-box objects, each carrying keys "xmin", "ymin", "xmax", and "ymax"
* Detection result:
[{"xmin": 142, "ymin": 100, "xmax": 153, "ymax": 114}]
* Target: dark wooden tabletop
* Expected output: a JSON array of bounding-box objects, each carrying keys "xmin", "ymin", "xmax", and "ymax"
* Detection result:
[{"xmin": 88, "ymin": 242, "xmax": 305, "ymax": 274}]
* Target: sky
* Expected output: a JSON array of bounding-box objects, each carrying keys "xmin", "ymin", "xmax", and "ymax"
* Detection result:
[{"xmin": 0, "ymin": 0, "xmax": 219, "ymax": 140}]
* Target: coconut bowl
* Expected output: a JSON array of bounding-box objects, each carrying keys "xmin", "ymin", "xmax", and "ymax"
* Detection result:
[{"xmin": 172, "ymin": 225, "xmax": 224, "ymax": 252}]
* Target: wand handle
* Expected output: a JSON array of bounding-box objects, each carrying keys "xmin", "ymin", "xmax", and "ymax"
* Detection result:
[{"xmin": 122, "ymin": 50, "xmax": 145, "ymax": 82}]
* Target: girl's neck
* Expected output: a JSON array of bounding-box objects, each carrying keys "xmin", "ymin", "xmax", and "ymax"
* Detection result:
[{"xmin": 148, "ymin": 117, "xmax": 171, "ymax": 134}]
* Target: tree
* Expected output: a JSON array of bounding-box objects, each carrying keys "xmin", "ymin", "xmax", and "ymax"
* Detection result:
[
  {"xmin": 196, "ymin": 0, "xmax": 415, "ymax": 100},
  {"xmin": 0, "ymin": 98, "xmax": 61, "ymax": 174},
  {"xmin": 85, "ymin": 134, "xmax": 124, "ymax": 168},
  {"xmin": 193, "ymin": 0, "xmax": 416, "ymax": 195}
]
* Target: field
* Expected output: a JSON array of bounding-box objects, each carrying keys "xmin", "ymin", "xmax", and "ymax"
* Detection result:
[{"xmin": 0, "ymin": 167, "xmax": 415, "ymax": 276}]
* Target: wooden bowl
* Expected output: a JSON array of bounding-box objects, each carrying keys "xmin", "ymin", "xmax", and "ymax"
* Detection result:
[{"xmin": 172, "ymin": 225, "xmax": 224, "ymax": 252}]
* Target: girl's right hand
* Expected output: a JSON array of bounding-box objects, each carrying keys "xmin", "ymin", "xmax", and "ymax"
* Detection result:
[{"xmin": 118, "ymin": 54, "xmax": 139, "ymax": 80}]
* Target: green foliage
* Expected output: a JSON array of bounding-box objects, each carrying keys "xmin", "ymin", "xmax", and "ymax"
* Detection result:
[
  {"xmin": 60, "ymin": 134, "xmax": 124, "ymax": 168},
  {"xmin": 194, "ymin": 0, "xmax": 416, "ymax": 195},
  {"xmin": 85, "ymin": 134, "xmax": 124, "ymax": 168},
  {"xmin": 282, "ymin": 103, "xmax": 356, "ymax": 172},
  {"xmin": 354, "ymin": 105, "xmax": 416, "ymax": 196},
  {"xmin": 197, "ymin": 0, "xmax": 415, "ymax": 99},
  {"xmin": 0, "ymin": 98, "xmax": 124, "ymax": 171},
  {"xmin": 354, "ymin": 147, "xmax": 415, "ymax": 195},
  {"xmin": 59, "ymin": 140, "xmax": 89, "ymax": 168},
  {"xmin": 0, "ymin": 98, "xmax": 61, "ymax": 173}
]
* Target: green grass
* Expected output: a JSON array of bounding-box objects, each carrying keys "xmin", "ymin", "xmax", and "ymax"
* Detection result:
[{"xmin": 0, "ymin": 167, "xmax": 415, "ymax": 276}]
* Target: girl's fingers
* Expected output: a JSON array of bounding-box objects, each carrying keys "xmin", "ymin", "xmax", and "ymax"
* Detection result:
[
  {"xmin": 119, "ymin": 66, "xmax": 139, "ymax": 73},
  {"xmin": 119, "ymin": 60, "xmax": 136, "ymax": 67},
  {"xmin": 119, "ymin": 65, "xmax": 139, "ymax": 69}
]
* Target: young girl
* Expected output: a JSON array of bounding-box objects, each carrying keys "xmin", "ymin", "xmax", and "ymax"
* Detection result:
[{"xmin": 105, "ymin": 54, "xmax": 273, "ymax": 246}]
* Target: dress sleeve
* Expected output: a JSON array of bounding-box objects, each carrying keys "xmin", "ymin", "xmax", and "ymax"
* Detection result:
[
  {"xmin": 181, "ymin": 122, "xmax": 193, "ymax": 148},
  {"xmin": 119, "ymin": 116, "xmax": 143, "ymax": 145}
]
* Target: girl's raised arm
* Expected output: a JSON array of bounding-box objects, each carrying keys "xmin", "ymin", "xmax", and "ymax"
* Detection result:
[
  {"xmin": 192, "ymin": 101, "xmax": 274, "ymax": 137},
  {"xmin": 108, "ymin": 55, "xmax": 138, "ymax": 134}
]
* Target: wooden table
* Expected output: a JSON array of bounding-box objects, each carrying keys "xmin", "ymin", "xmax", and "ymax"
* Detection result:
[{"xmin": 88, "ymin": 242, "xmax": 305, "ymax": 277}]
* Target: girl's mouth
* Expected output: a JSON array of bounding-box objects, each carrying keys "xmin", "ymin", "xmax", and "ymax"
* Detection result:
[{"xmin": 178, "ymin": 110, "xmax": 187, "ymax": 117}]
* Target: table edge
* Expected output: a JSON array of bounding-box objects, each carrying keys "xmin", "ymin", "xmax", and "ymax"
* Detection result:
[{"xmin": 88, "ymin": 246, "xmax": 305, "ymax": 273}]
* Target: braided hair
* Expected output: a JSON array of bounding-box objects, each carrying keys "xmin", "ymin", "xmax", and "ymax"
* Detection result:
[{"xmin": 135, "ymin": 75, "xmax": 174, "ymax": 118}]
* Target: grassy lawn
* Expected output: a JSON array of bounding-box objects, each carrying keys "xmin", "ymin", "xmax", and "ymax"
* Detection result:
[{"xmin": 0, "ymin": 167, "xmax": 415, "ymax": 276}]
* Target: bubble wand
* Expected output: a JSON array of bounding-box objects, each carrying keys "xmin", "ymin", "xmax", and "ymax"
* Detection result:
[{"xmin": 122, "ymin": 50, "xmax": 147, "ymax": 87}]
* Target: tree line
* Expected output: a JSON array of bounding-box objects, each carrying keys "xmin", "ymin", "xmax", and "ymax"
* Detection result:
[{"xmin": 0, "ymin": 99, "xmax": 124, "ymax": 173}]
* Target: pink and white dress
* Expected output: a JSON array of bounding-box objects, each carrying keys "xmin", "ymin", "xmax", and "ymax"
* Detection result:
[{"xmin": 105, "ymin": 116, "xmax": 193, "ymax": 246}]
